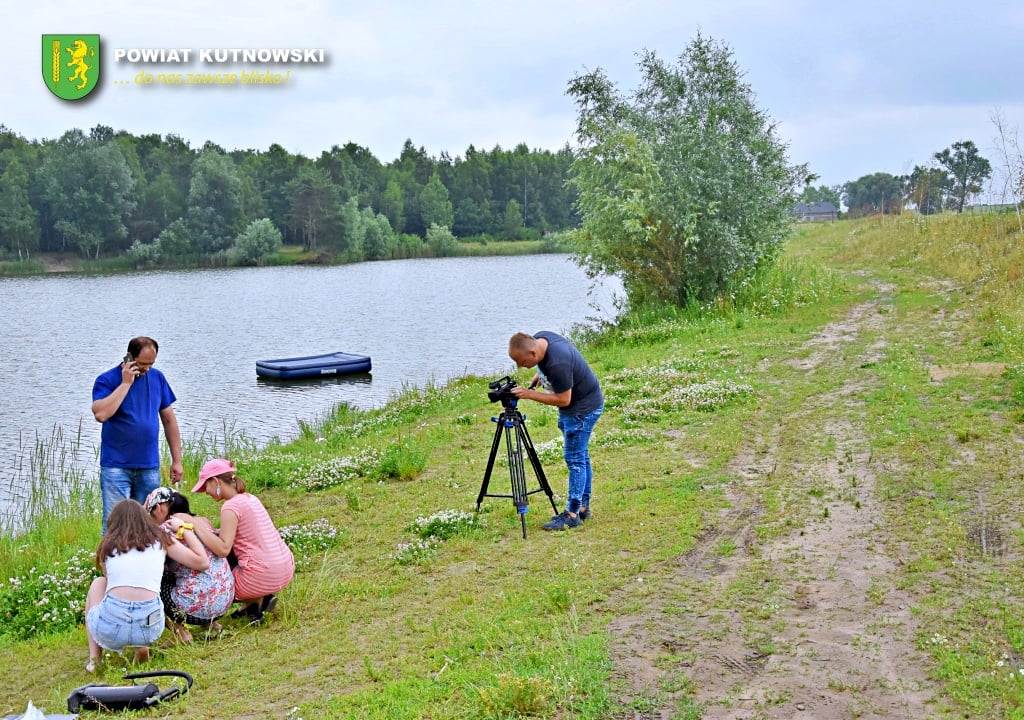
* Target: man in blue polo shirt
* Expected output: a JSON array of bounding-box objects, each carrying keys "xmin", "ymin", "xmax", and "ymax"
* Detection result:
[
  {"xmin": 508, "ymin": 331, "xmax": 604, "ymax": 531},
  {"xmin": 92, "ymin": 336, "xmax": 183, "ymax": 533}
]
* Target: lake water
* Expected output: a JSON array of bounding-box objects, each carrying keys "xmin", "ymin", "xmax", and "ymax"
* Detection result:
[{"xmin": 0, "ymin": 254, "xmax": 622, "ymax": 523}]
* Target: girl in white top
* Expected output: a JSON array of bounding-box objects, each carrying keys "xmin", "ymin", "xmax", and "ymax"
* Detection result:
[{"xmin": 84, "ymin": 499, "xmax": 208, "ymax": 673}]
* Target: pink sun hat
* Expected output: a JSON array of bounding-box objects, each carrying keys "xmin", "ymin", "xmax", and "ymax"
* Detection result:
[{"xmin": 191, "ymin": 458, "xmax": 236, "ymax": 493}]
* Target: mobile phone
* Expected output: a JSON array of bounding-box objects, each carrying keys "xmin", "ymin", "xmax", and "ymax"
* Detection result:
[{"xmin": 123, "ymin": 352, "xmax": 133, "ymax": 364}]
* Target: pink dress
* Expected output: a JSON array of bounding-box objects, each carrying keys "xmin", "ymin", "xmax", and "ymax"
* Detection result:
[{"xmin": 222, "ymin": 493, "xmax": 295, "ymax": 602}]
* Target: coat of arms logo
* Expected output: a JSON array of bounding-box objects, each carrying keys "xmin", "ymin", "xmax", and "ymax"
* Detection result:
[{"xmin": 42, "ymin": 35, "xmax": 101, "ymax": 100}]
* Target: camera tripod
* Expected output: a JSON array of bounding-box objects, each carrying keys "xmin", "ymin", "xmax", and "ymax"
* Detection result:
[{"xmin": 476, "ymin": 399, "xmax": 559, "ymax": 538}]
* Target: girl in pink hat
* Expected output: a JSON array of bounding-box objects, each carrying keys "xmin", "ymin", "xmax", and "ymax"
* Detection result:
[{"xmin": 190, "ymin": 458, "xmax": 294, "ymax": 622}]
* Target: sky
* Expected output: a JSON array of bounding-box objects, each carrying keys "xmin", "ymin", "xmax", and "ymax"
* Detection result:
[{"xmin": 4, "ymin": 0, "xmax": 1022, "ymax": 199}]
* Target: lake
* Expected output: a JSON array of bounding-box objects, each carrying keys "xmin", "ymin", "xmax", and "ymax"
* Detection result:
[{"xmin": 0, "ymin": 254, "xmax": 622, "ymax": 523}]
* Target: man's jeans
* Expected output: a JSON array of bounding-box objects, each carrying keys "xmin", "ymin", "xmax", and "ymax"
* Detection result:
[
  {"xmin": 558, "ymin": 406, "xmax": 603, "ymax": 514},
  {"xmin": 100, "ymin": 466, "xmax": 161, "ymax": 533}
]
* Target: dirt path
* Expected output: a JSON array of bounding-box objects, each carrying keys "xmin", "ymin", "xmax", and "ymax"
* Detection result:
[{"xmin": 606, "ymin": 280, "xmax": 939, "ymax": 719}]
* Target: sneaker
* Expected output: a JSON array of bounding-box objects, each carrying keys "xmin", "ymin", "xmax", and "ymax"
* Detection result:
[
  {"xmin": 543, "ymin": 511, "xmax": 581, "ymax": 531},
  {"xmin": 231, "ymin": 602, "xmax": 260, "ymax": 619},
  {"xmin": 579, "ymin": 507, "xmax": 591, "ymax": 522},
  {"xmin": 260, "ymin": 594, "xmax": 278, "ymax": 614}
]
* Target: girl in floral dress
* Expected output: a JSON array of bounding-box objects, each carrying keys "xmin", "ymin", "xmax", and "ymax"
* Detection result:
[{"xmin": 145, "ymin": 487, "xmax": 235, "ymax": 643}]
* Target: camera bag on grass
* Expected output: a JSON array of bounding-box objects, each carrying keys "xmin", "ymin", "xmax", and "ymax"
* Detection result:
[{"xmin": 66, "ymin": 670, "xmax": 192, "ymax": 712}]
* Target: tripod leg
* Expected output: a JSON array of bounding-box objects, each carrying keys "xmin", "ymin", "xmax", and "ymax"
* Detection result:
[
  {"xmin": 505, "ymin": 420, "xmax": 530, "ymax": 538},
  {"xmin": 476, "ymin": 416, "xmax": 506, "ymax": 511},
  {"xmin": 518, "ymin": 420, "xmax": 560, "ymax": 515}
]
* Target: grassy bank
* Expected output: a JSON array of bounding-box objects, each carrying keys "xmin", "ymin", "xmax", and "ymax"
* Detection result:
[
  {"xmin": 1, "ymin": 213, "xmax": 1023, "ymax": 718},
  {"xmin": 0, "ymin": 238, "xmax": 562, "ymax": 277}
]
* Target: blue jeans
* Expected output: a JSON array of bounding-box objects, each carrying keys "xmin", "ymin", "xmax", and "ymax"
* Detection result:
[
  {"xmin": 100, "ymin": 466, "xmax": 161, "ymax": 533},
  {"xmin": 86, "ymin": 594, "xmax": 164, "ymax": 651},
  {"xmin": 558, "ymin": 406, "xmax": 603, "ymax": 514}
]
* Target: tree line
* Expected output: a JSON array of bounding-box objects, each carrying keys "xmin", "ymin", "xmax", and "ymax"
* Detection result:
[
  {"xmin": 0, "ymin": 125, "xmax": 579, "ymax": 266},
  {"xmin": 4, "ymin": 31, "xmax": 1018, "ymax": 300},
  {"xmin": 800, "ymin": 139, "xmax": 997, "ymax": 218}
]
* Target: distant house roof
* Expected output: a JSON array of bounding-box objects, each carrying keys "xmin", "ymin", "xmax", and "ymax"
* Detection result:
[{"xmin": 791, "ymin": 201, "xmax": 838, "ymax": 221}]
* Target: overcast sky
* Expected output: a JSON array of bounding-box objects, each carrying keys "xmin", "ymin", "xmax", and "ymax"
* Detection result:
[{"xmin": 4, "ymin": 0, "xmax": 1022, "ymax": 198}]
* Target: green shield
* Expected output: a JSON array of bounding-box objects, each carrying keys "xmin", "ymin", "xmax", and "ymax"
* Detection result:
[{"xmin": 42, "ymin": 34, "xmax": 101, "ymax": 100}]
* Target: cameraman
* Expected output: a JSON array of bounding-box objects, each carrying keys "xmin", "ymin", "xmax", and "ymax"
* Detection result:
[{"xmin": 508, "ymin": 332, "xmax": 603, "ymax": 531}]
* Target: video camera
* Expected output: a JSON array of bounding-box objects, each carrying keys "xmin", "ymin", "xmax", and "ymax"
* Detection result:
[{"xmin": 487, "ymin": 375, "xmax": 518, "ymax": 405}]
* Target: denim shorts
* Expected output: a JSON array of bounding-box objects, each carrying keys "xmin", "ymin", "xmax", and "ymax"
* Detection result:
[{"xmin": 86, "ymin": 594, "xmax": 164, "ymax": 651}]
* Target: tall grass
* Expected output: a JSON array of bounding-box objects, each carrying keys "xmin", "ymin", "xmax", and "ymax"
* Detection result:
[
  {"xmin": 0, "ymin": 424, "xmax": 95, "ymax": 537},
  {"xmin": 174, "ymin": 419, "xmax": 262, "ymax": 481},
  {"xmin": 0, "ymin": 424, "xmax": 98, "ymax": 586},
  {"xmin": 831, "ymin": 213, "xmax": 1024, "ymax": 361},
  {"xmin": 0, "ymin": 258, "xmax": 46, "ymax": 276}
]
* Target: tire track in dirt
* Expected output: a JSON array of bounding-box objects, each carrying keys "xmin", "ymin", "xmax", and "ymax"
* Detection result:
[{"xmin": 605, "ymin": 282, "xmax": 937, "ymax": 719}]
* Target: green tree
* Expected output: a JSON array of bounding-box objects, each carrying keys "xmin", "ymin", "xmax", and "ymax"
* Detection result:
[
  {"xmin": 453, "ymin": 197, "xmax": 489, "ymax": 236},
  {"xmin": 36, "ymin": 130, "xmax": 136, "ymax": 258},
  {"xmin": 255, "ymin": 143, "xmax": 300, "ymax": 243},
  {"xmin": 236, "ymin": 159, "xmax": 268, "ymax": 225},
  {"xmin": 336, "ymin": 196, "xmax": 365, "ymax": 260},
  {"xmin": 130, "ymin": 133, "xmax": 193, "ymax": 242},
  {"xmin": 501, "ymin": 198, "xmax": 524, "ymax": 239},
  {"xmin": 186, "ymin": 148, "xmax": 243, "ymax": 254},
  {"xmin": 567, "ymin": 37, "xmax": 804, "ymax": 306},
  {"xmin": 316, "ymin": 144, "xmax": 363, "ymax": 202},
  {"xmin": 934, "ymin": 140, "xmax": 992, "ymax": 213},
  {"xmin": 799, "ymin": 184, "xmax": 842, "ymax": 209},
  {"xmin": 394, "ymin": 139, "xmax": 435, "ymax": 185},
  {"xmin": 286, "ymin": 165, "xmax": 340, "ymax": 252},
  {"xmin": 360, "ymin": 207, "xmax": 394, "ymax": 260},
  {"xmin": 0, "ymin": 158, "xmax": 40, "ymax": 257},
  {"xmin": 419, "ymin": 171, "xmax": 454, "ymax": 229},
  {"xmin": 112, "ymin": 130, "xmax": 149, "ymax": 241},
  {"xmin": 335, "ymin": 142, "xmax": 386, "ymax": 208},
  {"xmin": 450, "ymin": 145, "xmax": 494, "ymax": 235},
  {"xmin": 138, "ymin": 170, "xmax": 186, "ymax": 241},
  {"xmin": 379, "ymin": 178, "xmax": 405, "ymax": 234},
  {"xmin": 843, "ymin": 173, "xmax": 904, "ymax": 217},
  {"xmin": 905, "ymin": 166, "xmax": 947, "ymax": 215}
]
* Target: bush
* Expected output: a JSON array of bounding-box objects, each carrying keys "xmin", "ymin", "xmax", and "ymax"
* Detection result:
[
  {"xmin": 230, "ymin": 218, "xmax": 282, "ymax": 266},
  {"xmin": 426, "ymin": 223, "xmax": 459, "ymax": 257},
  {"xmin": 127, "ymin": 238, "xmax": 162, "ymax": 267}
]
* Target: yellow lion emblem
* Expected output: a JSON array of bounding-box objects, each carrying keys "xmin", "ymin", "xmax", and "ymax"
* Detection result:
[{"xmin": 65, "ymin": 39, "xmax": 94, "ymax": 91}]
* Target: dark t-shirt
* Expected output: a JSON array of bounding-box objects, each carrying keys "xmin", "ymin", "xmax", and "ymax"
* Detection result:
[{"xmin": 534, "ymin": 331, "xmax": 603, "ymax": 417}]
